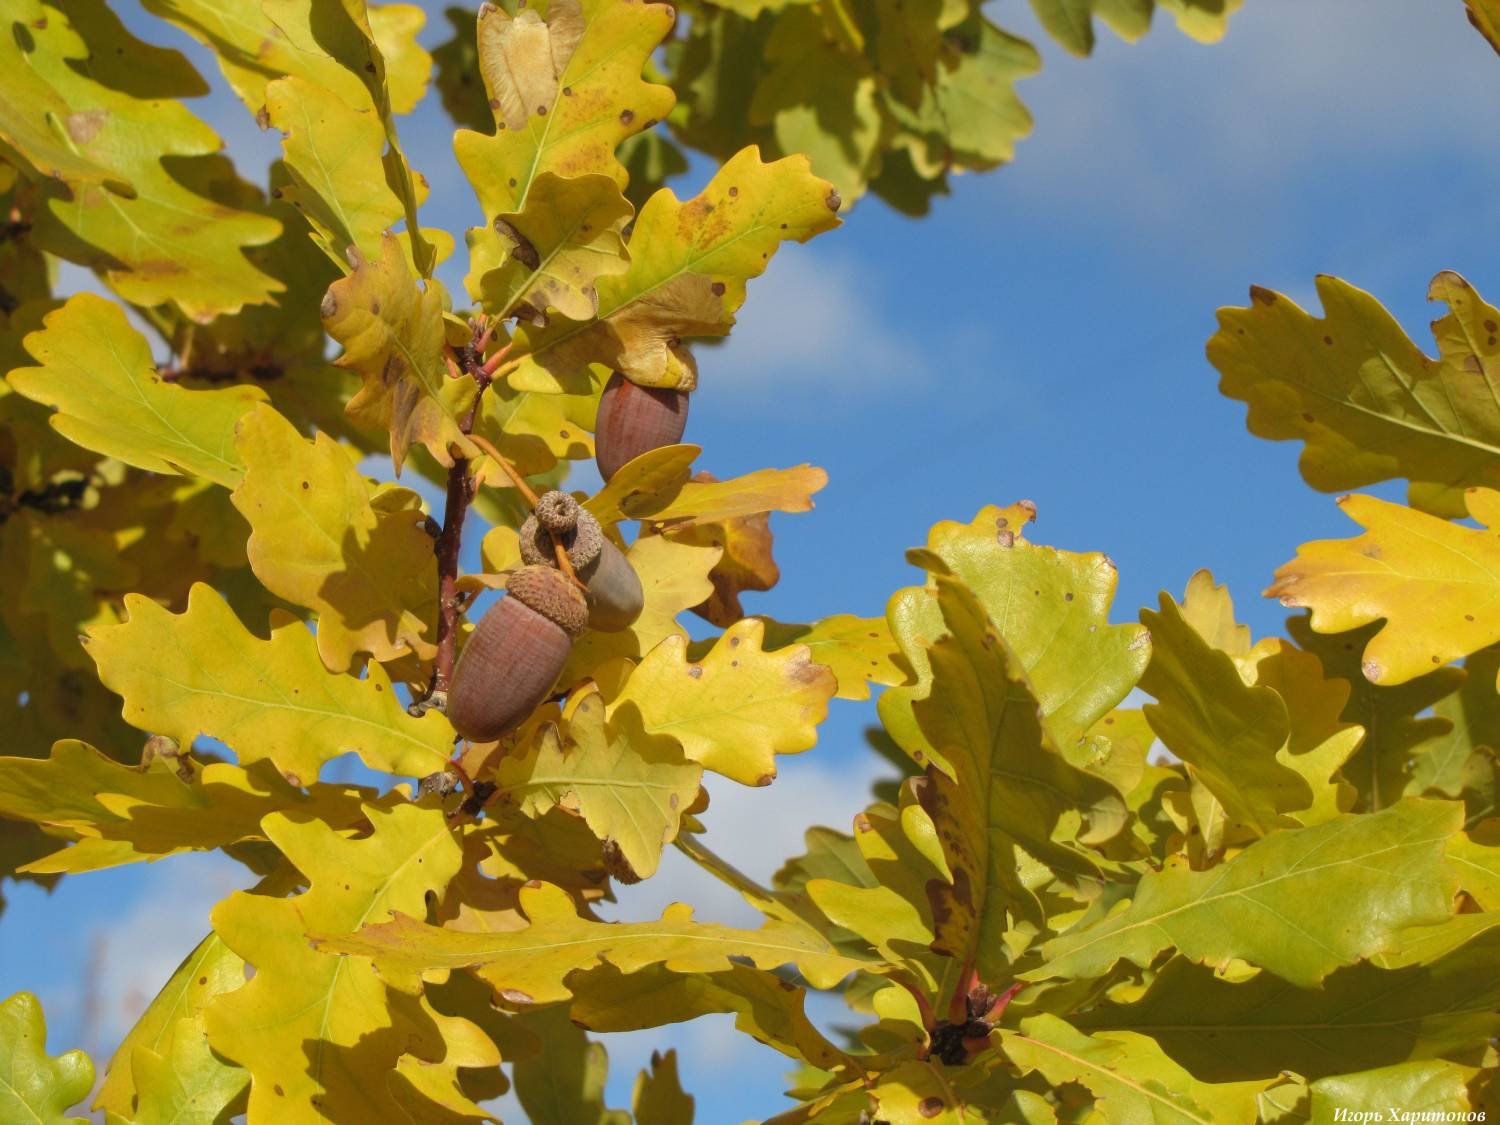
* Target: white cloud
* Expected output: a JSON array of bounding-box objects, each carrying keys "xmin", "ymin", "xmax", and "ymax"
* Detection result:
[
  {"xmin": 703, "ymin": 248, "xmax": 926, "ymax": 396},
  {"xmin": 995, "ymin": 0, "xmax": 1500, "ymax": 248}
]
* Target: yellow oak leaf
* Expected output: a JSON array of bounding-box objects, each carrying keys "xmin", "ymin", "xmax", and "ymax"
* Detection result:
[
  {"xmin": 323, "ymin": 235, "xmax": 477, "ymax": 471},
  {"xmin": 675, "ymin": 506, "xmax": 781, "ymax": 627},
  {"xmin": 1268, "ymin": 489, "xmax": 1500, "ymax": 687},
  {"xmin": 10, "ymin": 294, "xmax": 266, "ymax": 487},
  {"xmin": 469, "ymin": 172, "xmax": 632, "ymax": 322},
  {"xmin": 584, "ymin": 444, "xmax": 701, "ymax": 525},
  {"xmin": 496, "ymin": 694, "xmax": 702, "ymax": 880},
  {"xmin": 85, "ymin": 584, "xmax": 454, "ymax": 784},
  {"xmin": 640, "ymin": 464, "xmax": 828, "ymax": 526},
  {"xmin": 757, "ymin": 615, "xmax": 904, "ymax": 702},
  {"xmin": 611, "ymin": 616, "xmax": 836, "ymax": 785},
  {"xmin": 562, "ymin": 534, "xmax": 721, "ymax": 680},
  {"xmin": 513, "ymin": 147, "xmax": 842, "ymax": 391},
  {"xmin": 454, "ymin": 0, "xmax": 675, "ymax": 219},
  {"xmin": 231, "ymin": 404, "xmax": 438, "ymax": 672},
  {"xmin": 314, "ymin": 880, "xmax": 866, "ymax": 1003},
  {"xmin": 264, "ymin": 76, "xmax": 411, "ymax": 268},
  {"xmin": 141, "ymin": 0, "xmax": 431, "ymax": 118},
  {"xmin": 0, "ymin": 741, "xmax": 369, "ymax": 875},
  {"xmin": 94, "ymin": 930, "xmax": 247, "ymax": 1118},
  {"xmin": 205, "ymin": 801, "xmax": 470, "ymax": 1121},
  {"xmin": 0, "ymin": 0, "xmax": 282, "ymax": 320},
  {"xmin": 1210, "ymin": 273, "xmax": 1500, "ymax": 517},
  {"xmin": 471, "ymin": 374, "xmax": 597, "ymax": 481}
]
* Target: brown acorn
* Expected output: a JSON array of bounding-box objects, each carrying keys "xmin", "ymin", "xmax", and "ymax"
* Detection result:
[
  {"xmin": 594, "ymin": 371, "xmax": 689, "ymax": 482},
  {"xmin": 520, "ymin": 491, "xmax": 644, "ymax": 632},
  {"xmin": 445, "ymin": 565, "xmax": 588, "ymax": 743}
]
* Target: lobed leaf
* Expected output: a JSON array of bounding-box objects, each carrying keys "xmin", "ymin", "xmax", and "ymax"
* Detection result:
[
  {"xmin": 206, "ymin": 801, "xmax": 473, "ymax": 1121},
  {"xmin": 512, "ymin": 147, "xmax": 842, "ymax": 392},
  {"xmin": 1001, "ymin": 1013, "xmax": 1268, "ymax": 1124},
  {"xmin": 0, "ymin": 0, "xmax": 282, "ymax": 320},
  {"xmin": 611, "ymin": 616, "xmax": 837, "ymax": 785},
  {"xmin": 231, "ymin": 404, "xmax": 438, "ymax": 672},
  {"xmin": 323, "ymin": 235, "xmax": 476, "ymax": 471},
  {"xmin": 1269, "ymin": 489, "xmax": 1500, "ymax": 687},
  {"xmin": 1030, "ymin": 798, "xmax": 1462, "ymax": 988},
  {"xmin": 11, "ymin": 294, "xmax": 266, "ymax": 488},
  {"xmin": 0, "ymin": 991, "xmax": 93, "ymax": 1125},
  {"xmin": 314, "ymin": 880, "xmax": 868, "ymax": 1002},
  {"xmin": 0, "ymin": 741, "xmax": 369, "ymax": 875},
  {"xmin": 85, "ymin": 584, "xmax": 454, "ymax": 784},
  {"xmin": 1210, "ymin": 274, "xmax": 1500, "ymax": 517},
  {"xmin": 497, "ymin": 695, "xmax": 702, "ymax": 879}
]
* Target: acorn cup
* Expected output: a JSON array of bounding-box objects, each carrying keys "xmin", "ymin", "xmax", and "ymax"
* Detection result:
[
  {"xmin": 594, "ymin": 371, "xmax": 690, "ymax": 482},
  {"xmin": 520, "ymin": 491, "xmax": 644, "ymax": 632},
  {"xmin": 445, "ymin": 565, "xmax": 588, "ymax": 743}
]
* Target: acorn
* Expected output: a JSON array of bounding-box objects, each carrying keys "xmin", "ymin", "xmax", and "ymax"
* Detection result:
[
  {"xmin": 594, "ymin": 371, "xmax": 690, "ymax": 482},
  {"xmin": 520, "ymin": 491, "xmax": 643, "ymax": 632},
  {"xmin": 445, "ymin": 565, "xmax": 588, "ymax": 743}
]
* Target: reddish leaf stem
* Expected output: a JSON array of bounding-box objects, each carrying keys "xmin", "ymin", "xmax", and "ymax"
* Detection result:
[{"xmin": 428, "ymin": 341, "xmax": 494, "ymax": 703}]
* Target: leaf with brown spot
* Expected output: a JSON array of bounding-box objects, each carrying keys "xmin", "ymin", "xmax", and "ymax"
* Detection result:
[
  {"xmin": 0, "ymin": 0, "xmax": 283, "ymax": 321},
  {"xmin": 511, "ymin": 147, "xmax": 842, "ymax": 391},
  {"xmin": 757, "ymin": 615, "xmax": 903, "ymax": 702},
  {"xmin": 468, "ymin": 171, "xmax": 632, "ymax": 322},
  {"xmin": 610, "ymin": 617, "xmax": 836, "ymax": 785},
  {"xmin": 1209, "ymin": 273, "xmax": 1500, "ymax": 518},
  {"xmin": 322, "ymin": 234, "xmax": 476, "ymax": 471}
]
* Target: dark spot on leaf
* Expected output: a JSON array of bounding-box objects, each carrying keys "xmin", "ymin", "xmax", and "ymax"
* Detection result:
[
  {"xmin": 728, "ymin": 186, "xmax": 738, "ymax": 197},
  {"xmin": 500, "ymin": 988, "xmax": 533, "ymax": 1005},
  {"xmin": 1064, "ymin": 592, "xmax": 1074, "ymax": 601},
  {"xmin": 1249, "ymin": 285, "xmax": 1276, "ymax": 305},
  {"xmin": 537, "ymin": 105, "xmax": 547, "ymax": 115},
  {"xmin": 563, "ymin": 86, "xmax": 573, "ymax": 96},
  {"xmin": 320, "ymin": 292, "xmax": 337, "ymax": 319},
  {"xmin": 826, "ymin": 188, "xmax": 841, "ymax": 212},
  {"xmin": 1323, "ymin": 335, "xmax": 1333, "ymax": 345},
  {"xmin": 754, "ymin": 773, "xmax": 774, "ymax": 787},
  {"xmin": 301, "ymin": 480, "xmax": 310, "ymax": 490},
  {"xmin": 620, "ymin": 109, "xmax": 635, "ymax": 125},
  {"xmin": 688, "ymin": 665, "xmax": 703, "ymax": 678},
  {"xmin": 711, "ymin": 281, "xmax": 725, "ymax": 296},
  {"xmin": 919, "ymin": 1097, "xmax": 944, "ymax": 1118},
  {"xmin": 1467, "ymin": 614, "xmax": 1475, "ymax": 621},
  {"xmin": 274, "ymin": 1085, "xmax": 285, "ymax": 1097},
  {"xmin": 199, "ymin": 976, "xmax": 207, "ymax": 985}
]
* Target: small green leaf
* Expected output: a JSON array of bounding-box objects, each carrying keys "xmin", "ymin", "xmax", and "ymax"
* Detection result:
[
  {"xmin": 0, "ymin": 991, "xmax": 94, "ymax": 1125},
  {"xmin": 1031, "ymin": 798, "xmax": 1462, "ymax": 988}
]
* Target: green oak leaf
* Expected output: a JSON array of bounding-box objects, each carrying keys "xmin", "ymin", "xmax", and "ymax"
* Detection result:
[
  {"xmin": 1076, "ymin": 927, "xmax": 1500, "ymax": 1082},
  {"xmin": 1140, "ymin": 594, "xmax": 1313, "ymax": 836},
  {"xmin": 1001, "ymin": 1013, "xmax": 1269, "ymax": 1124},
  {"xmin": 1030, "ymin": 798, "xmax": 1462, "ymax": 988},
  {"xmin": 1209, "ymin": 273, "xmax": 1500, "ymax": 518},
  {"xmin": 1310, "ymin": 1060, "xmax": 1477, "ymax": 1124},
  {"xmin": 0, "ymin": 991, "xmax": 94, "ymax": 1125}
]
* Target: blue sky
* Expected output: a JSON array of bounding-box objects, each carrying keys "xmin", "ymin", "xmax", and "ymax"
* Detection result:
[{"xmin": 3, "ymin": 1, "xmax": 1498, "ymax": 1121}]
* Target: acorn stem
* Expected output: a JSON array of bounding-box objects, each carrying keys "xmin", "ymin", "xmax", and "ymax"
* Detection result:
[
  {"xmin": 467, "ymin": 431, "xmax": 539, "ymax": 506},
  {"xmin": 467, "ymin": 432, "xmax": 590, "ymax": 593}
]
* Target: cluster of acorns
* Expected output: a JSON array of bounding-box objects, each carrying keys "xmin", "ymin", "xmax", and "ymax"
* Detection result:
[{"xmin": 444, "ymin": 372, "xmax": 690, "ymax": 743}]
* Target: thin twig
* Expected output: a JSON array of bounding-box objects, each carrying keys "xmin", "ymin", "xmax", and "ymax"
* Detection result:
[
  {"xmin": 427, "ymin": 337, "xmax": 495, "ymax": 703},
  {"xmin": 465, "ymin": 432, "xmax": 588, "ymax": 591}
]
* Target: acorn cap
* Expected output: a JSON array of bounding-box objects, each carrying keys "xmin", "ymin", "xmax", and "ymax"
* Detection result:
[
  {"xmin": 505, "ymin": 564, "xmax": 589, "ymax": 637},
  {"xmin": 519, "ymin": 508, "xmax": 603, "ymax": 570},
  {"xmin": 535, "ymin": 490, "xmax": 580, "ymax": 535}
]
